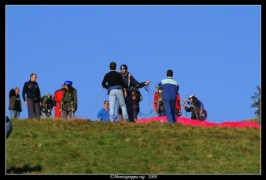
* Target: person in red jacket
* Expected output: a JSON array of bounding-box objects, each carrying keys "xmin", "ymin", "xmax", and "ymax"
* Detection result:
[
  {"xmin": 153, "ymin": 86, "xmax": 159, "ymax": 113},
  {"xmin": 176, "ymin": 94, "xmax": 182, "ymax": 117},
  {"xmin": 53, "ymin": 85, "xmax": 67, "ymax": 119}
]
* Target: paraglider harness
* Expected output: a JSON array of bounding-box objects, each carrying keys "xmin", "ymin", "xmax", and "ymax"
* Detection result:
[
  {"xmin": 61, "ymin": 90, "xmax": 75, "ymax": 118},
  {"xmin": 40, "ymin": 96, "xmax": 54, "ymax": 118},
  {"xmin": 183, "ymin": 99, "xmax": 207, "ymax": 121},
  {"xmin": 128, "ymin": 73, "xmax": 143, "ymax": 103}
]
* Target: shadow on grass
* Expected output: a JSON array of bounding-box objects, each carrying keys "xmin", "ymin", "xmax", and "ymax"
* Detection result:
[{"xmin": 6, "ymin": 164, "xmax": 42, "ymax": 174}]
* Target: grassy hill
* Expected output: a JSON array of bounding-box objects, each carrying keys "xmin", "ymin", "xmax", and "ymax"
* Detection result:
[{"xmin": 6, "ymin": 118, "xmax": 260, "ymax": 174}]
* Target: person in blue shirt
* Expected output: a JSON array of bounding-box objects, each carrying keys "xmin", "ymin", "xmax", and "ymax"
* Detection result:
[
  {"xmin": 97, "ymin": 100, "xmax": 110, "ymax": 122},
  {"xmin": 157, "ymin": 69, "xmax": 179, "ymax": 123}
]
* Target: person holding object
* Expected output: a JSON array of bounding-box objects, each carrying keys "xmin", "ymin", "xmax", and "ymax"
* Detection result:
[{"xmin": 101, "ymin": 62, "xmax": 129, "ymax": 122}]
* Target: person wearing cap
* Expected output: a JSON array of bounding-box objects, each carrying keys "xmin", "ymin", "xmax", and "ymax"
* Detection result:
[
  {"xmin": 22, "ymin": 73, "xmax": 41, "ymax": 119},
  {"xmin": 118, "ymin": 64, "xmax": 150, "ymax": 122},
  {"xmin": 157, "ymin": 69, "xmax": 179, "ymax": 123},
  {"xmin": 61, "ymin": 80, "xmax": 78, "ymax": 119},
  {"xmin": 40, "ymin": 93, "xmax": 54, "ymax": 118},
  {"xmin": 182, "ymin": 94, "xmax": 202, "ymax": 120},
  {"xmin": 53, "ymin": 85, "xmax": 67, "ymax": 119},
  {"xmin": 102, "ymin": 62, "xmax": 129, "ymax": 122}
]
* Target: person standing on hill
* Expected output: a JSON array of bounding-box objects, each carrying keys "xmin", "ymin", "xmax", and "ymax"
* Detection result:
[
  {"xmin": 176, "ymin": 93, "xmax": 182, "ymax": 117},
  {"xmin": 101, "ymin": 62, "xmax": 129, "ymax": 122},
  {"xmin": 155, "ymin": 86, "xmax": 165, "ymax": 117},
  {"xmin": 8, "ymin": 87, "xmax": 22, "ymax": 119},
  {"xmin": 157, "ymin": 69, "xmax": 179, "ymax": 123},
  {"xmin": 61, "ymin": 81, "xmax": 78, "ymax": 119},
  {"xmin": 53, "ymin": 85, "xmax": 67, "ymax": 119},
  {"xmin": 22, "ymin": 73, "xmax": 41, "ymax": 119},
  {"xmin": 118, "ymin": 64, "xmax": 150, "ymax": 122}
]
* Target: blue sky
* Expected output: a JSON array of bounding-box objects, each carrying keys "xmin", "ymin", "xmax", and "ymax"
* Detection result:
[{"xmin": 5, "ymin": 5, "xmax": 261, "ymax": 123}]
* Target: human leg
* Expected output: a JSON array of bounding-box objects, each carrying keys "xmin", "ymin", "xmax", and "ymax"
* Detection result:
[
  {"xmin": 116, "ymin": 89, "xmax": 128, "ymax": 120},
  {"xmin": 133, "ymin": 103, "xmax": 139, "ymax": 120},
  {"xmin": 15, "ymin": 111, "xmax": 20, "ymax": 119},
  {"xmin": 34, "ymin": 102, "xmax": 41, "ymax": 119},
  {"xmin": 164, "ymin": 99, "xmax": 175, "ymax": 123},
  {"xmin": 109, "ymin": 89, "xmax": 117, "ymax": 121},
  {"xmin": 9, "ymin": 110, "xmax": 16, "ymax": 119},
  {"xmin": 125, "ymin": 97, "xmax": 134, "ymax": 122},
  {"xmin": 27, "ymin": 98, "xmax": 35, "ymax": 118}
]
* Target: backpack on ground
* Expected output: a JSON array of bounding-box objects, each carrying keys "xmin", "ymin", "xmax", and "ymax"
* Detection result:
[{"xmin": 199, "ymin": 101, "xmax": 207, "ymax": 120}]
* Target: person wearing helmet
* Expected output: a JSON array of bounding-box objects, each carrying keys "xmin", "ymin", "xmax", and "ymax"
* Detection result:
[
  {"xmin": 102, "ymin": 62, "xmax": 129, "ymax": 122},
  {"xmin": 22, "ymin": 73, "xmax": 41, "ymax": 119},
  {"xmin": 61, "ymin": 80, "xmax": 78, "ymax": 119},
  {"xmin": 40, "ymin": 93, "xmax": 54, "ymax": 118},
  {"xmin": 118, "ymin": 64, "xmax": 150, "ymax": 122},
  {"xmin": 157, "ymin": 69, "xmax": 179, "ymax": 123},
  {"xmin": 182, "ymin": 94, "xmax": 202, "ymax": 120}
]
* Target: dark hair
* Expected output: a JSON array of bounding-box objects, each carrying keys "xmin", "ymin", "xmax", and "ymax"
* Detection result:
[
  {"xmin": 110, "ymin": 62, "xmax": 116, "ymax": 70},
  {"xmin": 167, "ymin": 70, "xmax": 173, "ymax": 77}
]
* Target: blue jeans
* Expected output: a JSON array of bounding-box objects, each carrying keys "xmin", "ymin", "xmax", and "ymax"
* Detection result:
[
  {"xmin": 10, "ymin": 110, "xmax": 20, "ymax": 119},
  {"xmin": 6, "ymin": 121, "xmax": 12, "ymax": 139},
  {"xmin": 109, "ymin": 89, "xmax": 128, "ymax": 121}
]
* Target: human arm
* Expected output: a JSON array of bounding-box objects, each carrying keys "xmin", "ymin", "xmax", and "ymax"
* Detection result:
[
  {"xmin": 22, "ymin": 82, "xmax": 27, "ymax": 103},
  {"xmin": 102, "ymin": 74, "xmax": 108, "ymax": 89},
  {"xmin": 73, "ymin": 89, "xmax": 78, "ymax": 111},
  {"xmin": 97, "ymin": 109, "xmax": 102, "ymax": 121}
]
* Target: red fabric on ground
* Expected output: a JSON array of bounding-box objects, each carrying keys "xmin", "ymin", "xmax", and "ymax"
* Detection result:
[{"xmin": 135, "ymin": 116, "xmax": 260, "ymax": 129}]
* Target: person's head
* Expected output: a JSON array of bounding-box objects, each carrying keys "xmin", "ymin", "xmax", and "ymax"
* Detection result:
[
  {"xmin": 166, "ymin": 70, "xmax": 173, "ymax": 77},
  {"xmin": 104, "ymin": 100, "xmax": 109, "ymax": 107},
  {"xmin": 63, "ymin": 80, "xmax": 73, "ymax": 90},
  {"xmin": 46, "ymin": 93, "xmax": 52, "ymax": 99},
  {"xmin": 110, "ymin": 62, "xmax": 116, "ymax": 70},
  {"xmin": 14, "ymin": 87, "xmax": 20, "ymax": 95},
  {"xmin": 30, "ymin": 73, "xmax": 37, "ymax": 82},
  {"xmin": 188, "ymin": 94, "xmax": 195, "ymax": 101},
  {"xmin": 158, "ymin": 87, "xmax": 163, "ymax": 93},
  {"xmin": 120, "ymin": 64, "xmax": 128, "ymax": 74}
]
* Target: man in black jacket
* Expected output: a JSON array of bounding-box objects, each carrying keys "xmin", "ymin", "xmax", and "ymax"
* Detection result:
[{"xmin": 22, "ymin": 73, "xmax": 41, "ymax": 119}]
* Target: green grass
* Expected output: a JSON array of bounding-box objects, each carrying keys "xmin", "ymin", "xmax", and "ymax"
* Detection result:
[{"xmin": 6, "ymin": 118, "xmax": 260, "ymax": 174}]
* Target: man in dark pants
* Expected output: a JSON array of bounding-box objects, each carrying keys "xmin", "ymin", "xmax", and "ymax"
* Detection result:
[
  {"xmin": 118, "ymin": 64, "xmax": 150, "ymax": 122},
  {"xmin": 22, "ymin": 73, "xmax": 41, "ymax": 119}
]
